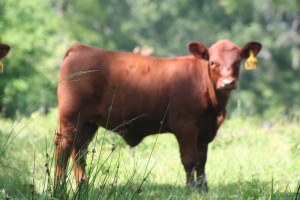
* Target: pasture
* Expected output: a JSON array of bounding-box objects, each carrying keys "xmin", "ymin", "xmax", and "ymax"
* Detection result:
[{"xmin": 0, "ymin": 109, "xmax": 299, "ymax": 199}]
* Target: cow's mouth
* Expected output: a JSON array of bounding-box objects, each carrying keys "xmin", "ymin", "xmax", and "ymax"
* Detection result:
[
  {"xmin": 221, "ymin": 83, "xmax": 238, "ymax": 90},
  {"xmin": 216, "ymin": 78, "xmax": 238, "ymax": 90}
]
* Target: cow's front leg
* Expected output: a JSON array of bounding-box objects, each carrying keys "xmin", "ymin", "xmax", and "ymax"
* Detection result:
[
  {"xmin": 175, "ymin": 132, "xmax": 198, "ymax": 187},
  {"xmin": 195, "ymin": 143, "xmax": 209, "ymax": 191}
]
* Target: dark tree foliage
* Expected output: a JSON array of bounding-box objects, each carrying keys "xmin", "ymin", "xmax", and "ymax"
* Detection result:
[{"xmin": 0, "ymin": 0, "xmax": 299, "ymax": 118}]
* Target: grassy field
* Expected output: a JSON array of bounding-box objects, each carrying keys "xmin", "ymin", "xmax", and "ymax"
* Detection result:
[{"xmin": 0, "ymin": 109, "xmax": 299, "ymax": 199}]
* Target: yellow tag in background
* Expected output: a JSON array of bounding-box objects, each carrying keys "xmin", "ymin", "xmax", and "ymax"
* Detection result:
[
  {"xmin": 245, "ymin": 50, "xmax": 257, "ymax": 70},
  {"xmin": 0, "ymin": 62, "xmax": 4, "ymax": 73}
]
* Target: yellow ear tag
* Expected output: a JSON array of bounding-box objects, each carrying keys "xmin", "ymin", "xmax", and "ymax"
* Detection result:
[
  {"xmin": 0, "ymin": 62, "xmax": 4, "ymax": 73},
  {"xmin": 245, "ymin": 50, "xmax": 257, "ymax": 70}
]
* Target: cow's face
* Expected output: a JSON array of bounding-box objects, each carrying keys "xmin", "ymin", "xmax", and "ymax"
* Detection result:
[
  {"xmin": 188, "ymin": 40, "xmax": 262, "ymax": 91},
  {"xmin": 0, "ymin": 43, "xmax": 10, "ymax": 60}
]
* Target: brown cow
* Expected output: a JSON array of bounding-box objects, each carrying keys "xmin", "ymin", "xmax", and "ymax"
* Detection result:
[
  {"xmin": 0, "ymin": 43, "xmax": 10, "ymax": 60},
  {"xmin": 55, "ymin": 39, "xmax": 262, "ymax": 190}
]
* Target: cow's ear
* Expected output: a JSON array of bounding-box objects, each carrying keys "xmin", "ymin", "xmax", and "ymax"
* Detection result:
[
  {"xmin": 188, "ymin": 42, "xmax": 209, "ymax": 60},
  {"xmin": 240, "ymin": 42, "xmax": 262, "ymax": 59},
  {"xmin": 0, "ymin": 44, "xmax": 10, "ymax": 60}
]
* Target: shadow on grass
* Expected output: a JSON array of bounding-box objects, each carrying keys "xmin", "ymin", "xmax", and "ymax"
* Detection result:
[
  {"xmin": 85, "ymin": 183, "xmax": 192, "ymax": 200},
  {"xmin": 209, "ymin": 180, "xmax": 299, "ymax": 200},
  {"xmin": 83, "ymin": 180, "xmax": 299, "ymax": 200}
]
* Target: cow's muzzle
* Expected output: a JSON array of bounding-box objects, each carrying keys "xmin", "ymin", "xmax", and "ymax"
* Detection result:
[{"xmin": 216, "ymin": 78, "xmax": 238, "ymax": 90}]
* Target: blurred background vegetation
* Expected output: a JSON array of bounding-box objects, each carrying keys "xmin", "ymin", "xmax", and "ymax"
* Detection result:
[{"xmin": 0, "ymin": 0, "xmax": 299, "ymax": 119}]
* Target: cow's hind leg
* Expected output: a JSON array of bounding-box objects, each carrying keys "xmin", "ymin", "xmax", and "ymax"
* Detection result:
[
  {"xmin": 54, "ymin": 124, "xmax": 76, "ymax": 186},
  {"xmin": 72, "ymin": 122, "xmax": 98, "ymax": 185},
  {"xmin": 54, "ymin": 119, "xmax": 79, "ymax": 200}
]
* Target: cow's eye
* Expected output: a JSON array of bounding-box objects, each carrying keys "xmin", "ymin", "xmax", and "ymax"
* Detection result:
[{"xmin": 210, "ymin": 61, "xmax": 219, "ymax": 68}]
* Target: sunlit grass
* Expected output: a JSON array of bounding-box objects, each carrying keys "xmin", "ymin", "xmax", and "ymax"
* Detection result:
[{"xmin": 0, "ymin": 109, "xmax": 299, "ymax": 199}]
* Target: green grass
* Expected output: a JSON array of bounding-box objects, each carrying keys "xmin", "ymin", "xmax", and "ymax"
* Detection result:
[{"xmin": 0, "ymin": 109, "xmax": 299, "ymax": 199}]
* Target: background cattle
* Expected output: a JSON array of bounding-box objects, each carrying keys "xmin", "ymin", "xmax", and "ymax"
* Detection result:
[
  {"xmin": 55, "ymin": 40, "xmax": 262, "ymax": 191},
  {"xmin": 0, "ymin": 43, "xmax": 10, "ymax": 60},
  {"xmin": 0, "ymin": 43, "xmax": 10, "ymax": 73}
]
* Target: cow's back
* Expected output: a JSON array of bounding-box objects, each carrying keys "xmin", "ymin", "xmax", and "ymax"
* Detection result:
[{"xmin": 58, "ymin": 44, "xmax": 207, "ymax": 133}]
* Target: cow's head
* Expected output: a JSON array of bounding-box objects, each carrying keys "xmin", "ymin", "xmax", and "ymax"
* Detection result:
[
  {"xmin": 0, "ymin": 43, "xmax": 11, "ymax": 60},
  {"xmin": 188, "ymin": 39, "xmax": 262, "ymax": 91}
]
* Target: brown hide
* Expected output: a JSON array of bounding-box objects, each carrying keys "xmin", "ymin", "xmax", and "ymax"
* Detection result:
[
  {"xmin": 0, "ymin": 43, "xmax": 10, "ymax": 60},
  {"xmin": 55, "ymin": 40, "xmax": 262, "ymax": 190}
]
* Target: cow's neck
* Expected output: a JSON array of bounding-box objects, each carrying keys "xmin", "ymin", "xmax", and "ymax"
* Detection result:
[
  {"xmin": 203, "ymin": 60, "xmax": 231, "ymax": 125},
  {"xmin": 214, "ymin": 90, "xmax": 231, "ymax": 126},
  {"xmin": 215, "ymin": 90, "xmax": 231, "ymax": 109},
  {"xmin": 204, "ymin": 76, "xmax": 231, "ymax": 111},
  {"xmin": 205, "ymin": 83, "xmax": 231, "ymax": 126}
]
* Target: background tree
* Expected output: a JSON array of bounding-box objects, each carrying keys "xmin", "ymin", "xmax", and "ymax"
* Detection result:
[{"xmin": 0, "ymin": 0, "xmax": 299, "ymax": 118}]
